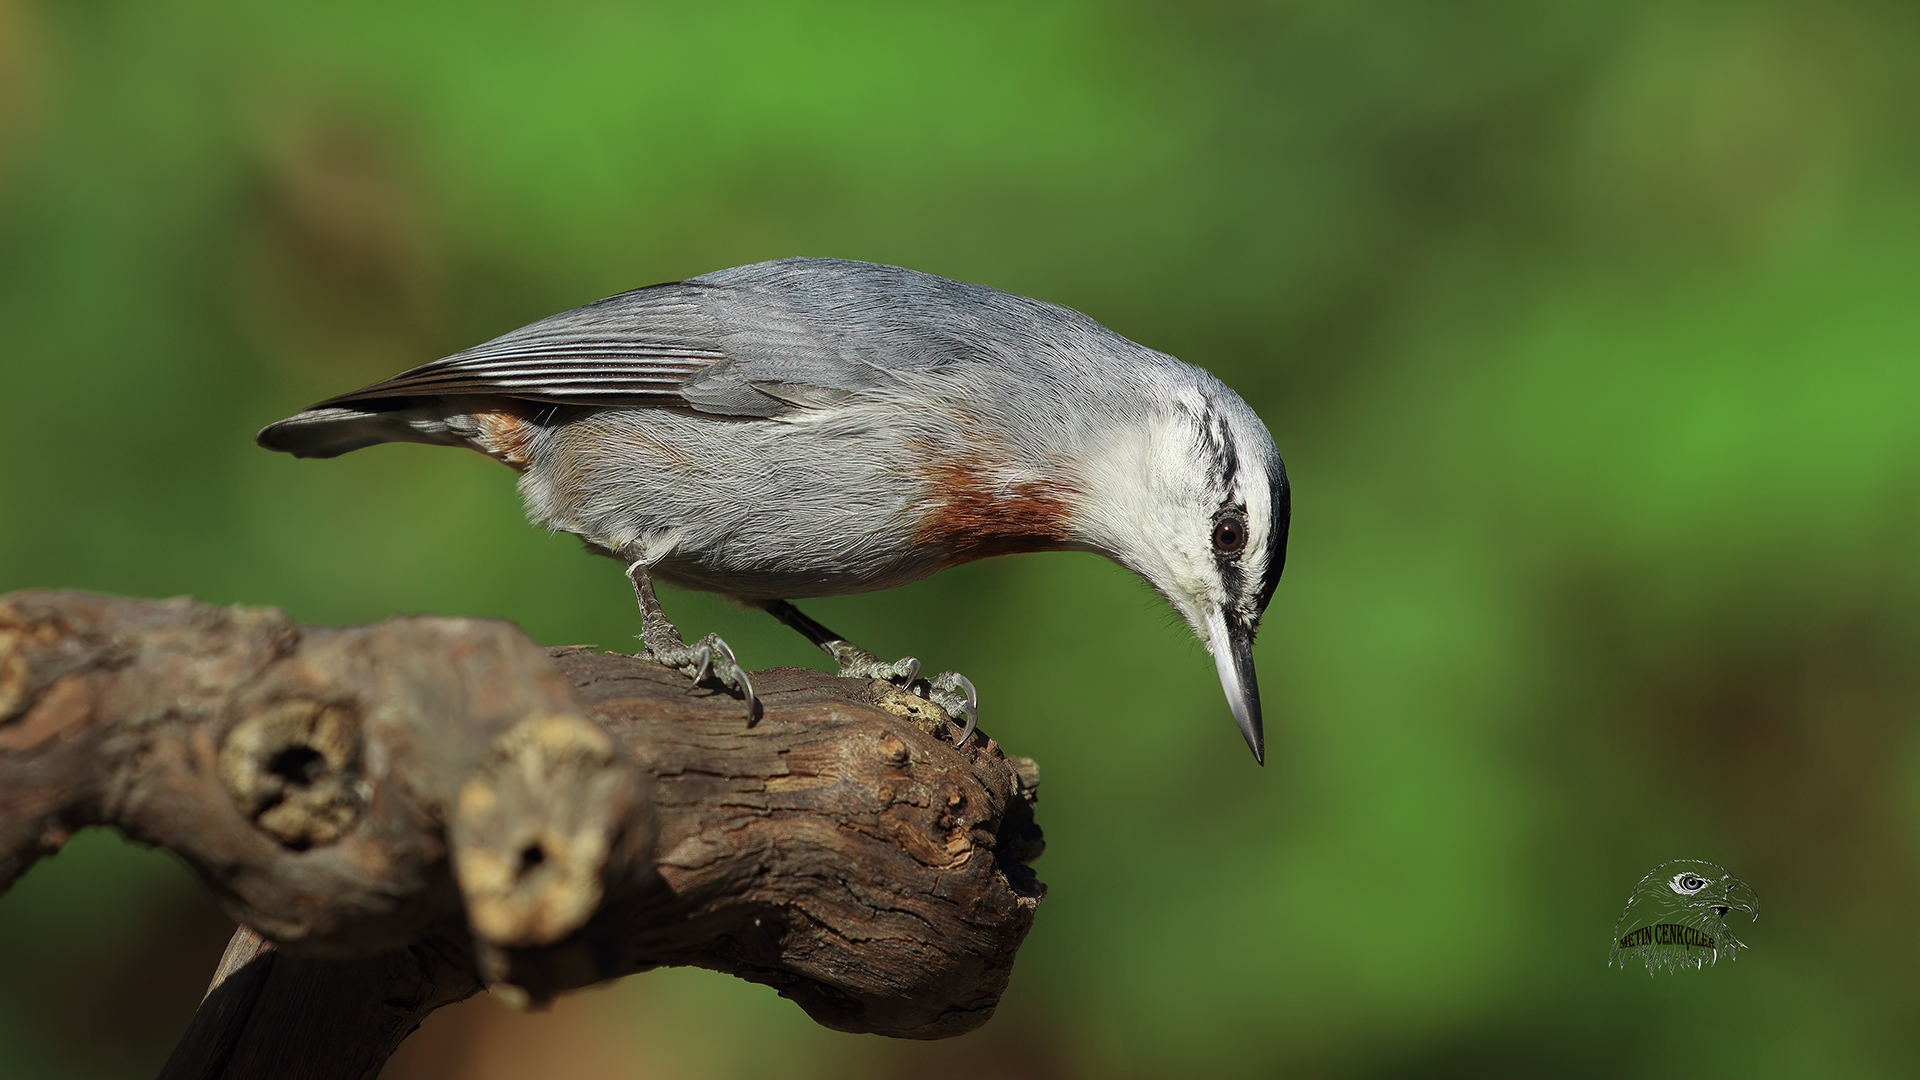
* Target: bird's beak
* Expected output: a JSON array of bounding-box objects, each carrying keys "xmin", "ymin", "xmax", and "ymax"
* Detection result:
[
  {"xmin": 1205, "ymin": 606, "xmax": 1264, "ymax": 764},
  {"xmin": 1720, "ymin": 879, "xmax": 1760, "ymax": 920}
]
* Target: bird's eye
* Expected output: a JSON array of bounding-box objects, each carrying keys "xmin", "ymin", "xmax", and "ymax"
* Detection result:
[
  {"xmin": 1670, "ymin": 873, "xmax": 1707, "ymax": 894},
  {"xmin": 1212, "ymin": 515, "xmax": 1247, "ymax": 555}
]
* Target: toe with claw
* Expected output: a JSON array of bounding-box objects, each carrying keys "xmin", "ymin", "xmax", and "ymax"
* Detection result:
[
  {"xmin": 642, "ymin": 631, "xmax": 761, "ymax": 720},
  {"xmin": 825, "ymin": 643, "xmax": 975, "ymax": 748},
  {"xmin": 688, "ymin": 634, "xmax": 760, "ymax": 716},
  {"xmin": 826, "ymin": 641, "xmax": 921, "ymax": 686},
  {"xmin": 923, "ymin": 671, "xmax": 979, "ymax": 748},
  {"xmin": 750, "ymin": 599, "xmax": 977, "ymax": 747}
]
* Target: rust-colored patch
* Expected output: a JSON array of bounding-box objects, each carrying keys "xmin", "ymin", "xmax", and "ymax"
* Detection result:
[
  {"xmin": 471, "ymin": 407, "xmax": 540, "ymax": 470},
  {"xmin": 914, "ymin": 448, "xmax": 1077, "ymax": 567}
]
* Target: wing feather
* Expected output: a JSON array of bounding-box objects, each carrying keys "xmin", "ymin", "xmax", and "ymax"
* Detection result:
[{"xmin": 310, "ymin": 286, "xmax": 734, "ymax": 409}]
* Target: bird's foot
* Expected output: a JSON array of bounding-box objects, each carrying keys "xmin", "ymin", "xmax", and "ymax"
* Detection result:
[
  {"xmin": 923, "ymin": 670, "xmax": 979, "ymax": 748},
  {"xmin": 626, "ymin": 559, "xmax": 758, "ymax": 719},
  {"xmin": 826, "ymin": 642, "xmax": 978, "ymax": 747},
  {"xmin": 640, "ymin": 630, "xmax": 760, "ymax": 720}
]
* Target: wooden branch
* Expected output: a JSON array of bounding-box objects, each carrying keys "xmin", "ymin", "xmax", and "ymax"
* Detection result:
[{"xmin": 0, "ymin": 591, "xmax": 1045, "ymax": 1079}]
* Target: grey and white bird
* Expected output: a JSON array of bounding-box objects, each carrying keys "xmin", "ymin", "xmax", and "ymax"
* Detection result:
[{"xmin": 258, "ymin": 258, "xmax": 1290, "ymax": 762}]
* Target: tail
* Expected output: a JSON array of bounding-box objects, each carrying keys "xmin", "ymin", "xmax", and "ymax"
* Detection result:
[{"xmin": 256, "ymin": 405, "xmax": 471, "ymax": 459}]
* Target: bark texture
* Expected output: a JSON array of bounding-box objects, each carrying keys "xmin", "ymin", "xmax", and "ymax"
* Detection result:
[{"xmin": 0, "ymin": 591, "xmax": 1045, "ymax": 1079}]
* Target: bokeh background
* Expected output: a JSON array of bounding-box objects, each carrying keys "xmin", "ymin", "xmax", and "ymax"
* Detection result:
[{"xmin": 2, "ymin": 1, "xmax": 1918, "ymax": 1077}]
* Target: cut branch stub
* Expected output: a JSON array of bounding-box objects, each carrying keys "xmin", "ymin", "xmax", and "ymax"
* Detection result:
[
  {"xmin": 220, "ymin": 698, "xmax": 363, "ymax": 850},
  {"xmin": 452, "ymin": 711, "xmax": 650, "ymax": 963}
]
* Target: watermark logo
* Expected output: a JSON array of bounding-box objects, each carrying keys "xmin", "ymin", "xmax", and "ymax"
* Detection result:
[{"xmin": 1609, "ymin": 859, "xmax": 1758, "ymax": 974}]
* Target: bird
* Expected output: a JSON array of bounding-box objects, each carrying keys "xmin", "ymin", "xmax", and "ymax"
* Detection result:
[
  {"xmin": 1608, "ymin": 859, "xmax": 1759, "ymax": 973},
  {"xmin": 258, "ymin": 257, "xmax": 1290, "ymax": 762}
]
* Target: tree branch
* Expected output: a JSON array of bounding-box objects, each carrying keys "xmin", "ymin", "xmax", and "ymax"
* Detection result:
[{"xmin": 0, "ymin": 590, "xmax": 1045, "ymax": 1079}]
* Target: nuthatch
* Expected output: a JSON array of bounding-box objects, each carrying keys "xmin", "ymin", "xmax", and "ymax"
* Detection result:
[{"xmin": 259, "ymin": 258, "xmax": 1290, "ymax": 762}]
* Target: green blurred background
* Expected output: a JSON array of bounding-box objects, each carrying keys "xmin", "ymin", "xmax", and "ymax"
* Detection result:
[{"xmin": 3, "ymin": 1, "xmax": 1918, "ymax": 1077}]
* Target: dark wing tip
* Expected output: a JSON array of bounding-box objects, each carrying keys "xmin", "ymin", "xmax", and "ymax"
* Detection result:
[{"xmin": 256, "ymin": 407, "xmax": 406, "ymax": 459}]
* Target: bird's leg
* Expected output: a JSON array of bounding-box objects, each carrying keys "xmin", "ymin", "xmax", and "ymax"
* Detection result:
[
  {"xmin": 626, "ymin": 559, "xmax": 759, "ymax": 719},
  {"xmin": 755, "ymin": 600, "xmax": 978, "ymax": 746},
  {"xmin": 757, "ymin": 600, "xmax": 919, "ymax": 682}
]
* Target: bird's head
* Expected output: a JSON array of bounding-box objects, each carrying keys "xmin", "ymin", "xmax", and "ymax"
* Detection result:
[
  {"xmin": 1608, "ymin": 858, "xmax": 1759, "ymax": 972},
  {"xmin": 1071, "ymin": 376, "xmax": 1290, "ymax": 763}
]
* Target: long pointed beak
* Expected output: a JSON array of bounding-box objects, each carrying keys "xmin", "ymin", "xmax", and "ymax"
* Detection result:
[{"xmin": 1205, "ymin": 606, "xmax": 1264, "ymax": 764}]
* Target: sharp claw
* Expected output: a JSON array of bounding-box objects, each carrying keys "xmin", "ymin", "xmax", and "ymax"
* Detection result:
[
  {"xmin": 732, "ymin": 664, "xmax": 759, "ymax": 720},
  {"xmin": 685, "ymin": 637, "xmax": 757, "ymax": 719},
  {"xmin": 899, "ymin": 657, "xmax": 921, "ymax": 686},
  {"xmin": 955, "ymin": 702, "xmax": 978, "ymax": 749},
  {"xmin": 951, "ymin": 672, "xmax": 978, "ymax": 710}
]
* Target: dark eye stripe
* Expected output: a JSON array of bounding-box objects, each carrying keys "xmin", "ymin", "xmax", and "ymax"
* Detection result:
[{"xmin": 1256, "ymin": 458, "xmax": 1290, "ymax": 617}]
